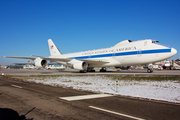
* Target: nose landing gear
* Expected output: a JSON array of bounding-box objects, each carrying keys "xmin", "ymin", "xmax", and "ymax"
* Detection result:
[{"xmin": 147, "ymin": 64, "xmax": 153, "ymax": 73}]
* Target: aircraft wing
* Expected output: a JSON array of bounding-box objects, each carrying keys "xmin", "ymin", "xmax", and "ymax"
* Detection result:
[
  {"xmin": 4, "ymin": 56, "xmax": 71, "ymax": 62},
  {"xmin": 78, "ymin": 59, "xmax": 109, "ymax": 64},
  {"xmin": 45, "ymin": 58, "xmax": 109, "ymax": 64},
  {"xmin": 4, "ymin": 56, "xmax": 109, "ymax": 64},
  {"xmin": 4, "ymin": 56, "xmax": 37, "ymax": 60}
]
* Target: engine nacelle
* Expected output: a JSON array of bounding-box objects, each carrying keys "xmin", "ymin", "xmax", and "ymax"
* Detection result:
[
  {"xmin": 34, "ymin": 58, "xmax": 47, "ymax": 67},
  {"xmin": 73, "ymin": 61, "xmax": 88, "ymax": 70}
]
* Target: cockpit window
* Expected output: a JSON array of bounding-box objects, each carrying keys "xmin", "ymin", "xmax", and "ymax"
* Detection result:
[
  {"xmin": 128, "ymin": 40, "xmax": 132, "ymax": 42},
  {"xmin": 152, "ymin": 41, "xmax": 159, "ymax": 43}
]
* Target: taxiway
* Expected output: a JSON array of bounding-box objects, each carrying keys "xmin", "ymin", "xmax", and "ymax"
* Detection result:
[
  {"xmin": 0, "ymin": 75, "xmax": 180, "ymax": 120},
  {"xmin": 0, "ymin": 69, "xmax": 180, "ymax": 76}
]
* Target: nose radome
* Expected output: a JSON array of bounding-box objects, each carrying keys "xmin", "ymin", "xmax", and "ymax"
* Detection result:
[{"xmin": 171, "ymin": 48, "xmax": 177, "ymax": 55}]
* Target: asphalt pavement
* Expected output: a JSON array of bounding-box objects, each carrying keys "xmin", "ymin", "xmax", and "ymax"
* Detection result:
[{"xmin": 0, "ymin": 76, "xmax": 180, "ymax": 120}]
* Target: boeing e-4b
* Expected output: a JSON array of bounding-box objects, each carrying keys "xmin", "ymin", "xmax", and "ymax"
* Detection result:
[{"xmin": 5, "ymin": 39, "xmax": 177, "ymax": 73}]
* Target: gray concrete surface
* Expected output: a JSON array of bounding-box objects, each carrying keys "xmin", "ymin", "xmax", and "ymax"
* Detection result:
[{"xmin": 0, "ymin": 68, "xmax": 180, "ymax": 76}]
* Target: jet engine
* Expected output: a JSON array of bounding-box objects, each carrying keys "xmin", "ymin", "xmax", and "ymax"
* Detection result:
[
  {"xmin": 34, "ymin": 58, "xmax": 47, "ymax": 67},
  {"xmin": 73, "ymin": 61, "xmax": 88, "ymax": 70}
]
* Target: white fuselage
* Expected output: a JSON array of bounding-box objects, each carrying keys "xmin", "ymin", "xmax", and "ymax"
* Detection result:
[{"xmin": 49, "ymin": 39, "xmax": 177, "ymax": 68}]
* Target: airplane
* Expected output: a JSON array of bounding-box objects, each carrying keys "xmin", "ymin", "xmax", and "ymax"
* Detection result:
[{"xmin": 4, "ymin": 39, "xmax": 177, "ymax": 73}]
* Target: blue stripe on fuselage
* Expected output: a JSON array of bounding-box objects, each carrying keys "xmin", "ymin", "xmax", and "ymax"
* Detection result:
[{"xmin": 68, "ymin": 49, "xmax": 171, "ymax": 59}]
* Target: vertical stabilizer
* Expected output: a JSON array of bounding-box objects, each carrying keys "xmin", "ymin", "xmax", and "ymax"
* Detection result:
[{"xmin": 48, "ymin": 39, "xmax": 62, "ymax": 56}]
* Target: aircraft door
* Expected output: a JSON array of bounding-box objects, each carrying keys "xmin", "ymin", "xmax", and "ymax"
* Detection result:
[
  {"xmin": 112, "ymin": 53, "xmax": 116, "ymax": 57},
  {"xmin": 137, "ymin": 49, "xmax": 142, "ymax": 57},
  {"xmin": 112, "ymin": 49, "xmax": 116, "ymax": 58}
]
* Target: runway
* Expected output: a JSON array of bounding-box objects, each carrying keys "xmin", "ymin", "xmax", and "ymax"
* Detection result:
[
  {"xmin": 1, "ymin": 68, "xmax": 180, "ymax": 76},
  {"xmin": 0, "ymin": 76, "xmax": 180, "ymax": 120}
]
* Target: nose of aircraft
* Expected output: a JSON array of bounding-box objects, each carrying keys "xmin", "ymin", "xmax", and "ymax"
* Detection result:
[{"xmin": 171, "ymin": 48, "xmax": 177, "ymax": 55}]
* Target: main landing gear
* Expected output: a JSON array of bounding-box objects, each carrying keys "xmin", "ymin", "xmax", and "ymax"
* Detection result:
[
  {"xmin": 79, "ymin": 70, "xmax": 87, "ymax": 73},
  {"xmin": 79, "ymin": 67, "xmax": 107, "ymax": 73},
  {"xmin": 87, "ymin": 67, "xmax": 96, "ymax": 72},
  {"xmin": 79, "ymin": 67, "xmax": 96, "ymax": 73},
  {"xmin": 147, "ymin": 64, "xmax": 153, "ymax": 73},
  {"xmin": 100, "ymin": 67, "xmax": 107, "ymax": 72}
]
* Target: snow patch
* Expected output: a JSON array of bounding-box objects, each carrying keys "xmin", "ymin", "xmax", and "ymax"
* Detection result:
[{"xmin": 27, "ymin": 76, "xmax": 180, "ymax": 103}]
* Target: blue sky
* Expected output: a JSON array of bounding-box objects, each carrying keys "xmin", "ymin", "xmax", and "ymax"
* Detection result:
[{"xmin": 0, "ymin": 0, "xmax": 180, "ymax": 65}]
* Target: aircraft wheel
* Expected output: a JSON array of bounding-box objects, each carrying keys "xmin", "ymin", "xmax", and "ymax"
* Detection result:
[
  {"xmin": 87, "ymin": 67, "xmax": 95, "ymax": 72},
  {"xmin": 100, "ymin": 68, "xmax": 107, "ymax": 72},
  {"xmin": 79, "ymin": 70, "xmax": 87, "ymax": 73},
  {"xmin": 147, "ymin": 69, "xmax": 153, "ymax": 73},
  {"xmin": 89, "ymin": 70, "xmax": 95, "ymax": 72}
]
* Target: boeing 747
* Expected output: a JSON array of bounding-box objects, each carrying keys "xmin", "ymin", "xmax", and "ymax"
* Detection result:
[{"xmin": 5, "ymin": 39, "xmax": 177, "ymax": 73}]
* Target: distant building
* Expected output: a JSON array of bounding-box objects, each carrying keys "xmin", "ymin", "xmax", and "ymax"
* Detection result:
[
  {"xmin": 5, "ymin": 64, "xmax": 23, "ymax": 69},
  {"xmin": 23, "ymin": 63, "xmax": 65, "ymax": 70},
  {"xmin": 23, "ymin": 64, "xmax": 37, "ymax": 69},
  {"xmin": 45, "ymin": 63, "xmax": 65, "ymax": 70},
  {"xmin": 5, "ymin": 62, "xmax": 65, "ymax": 70}
]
